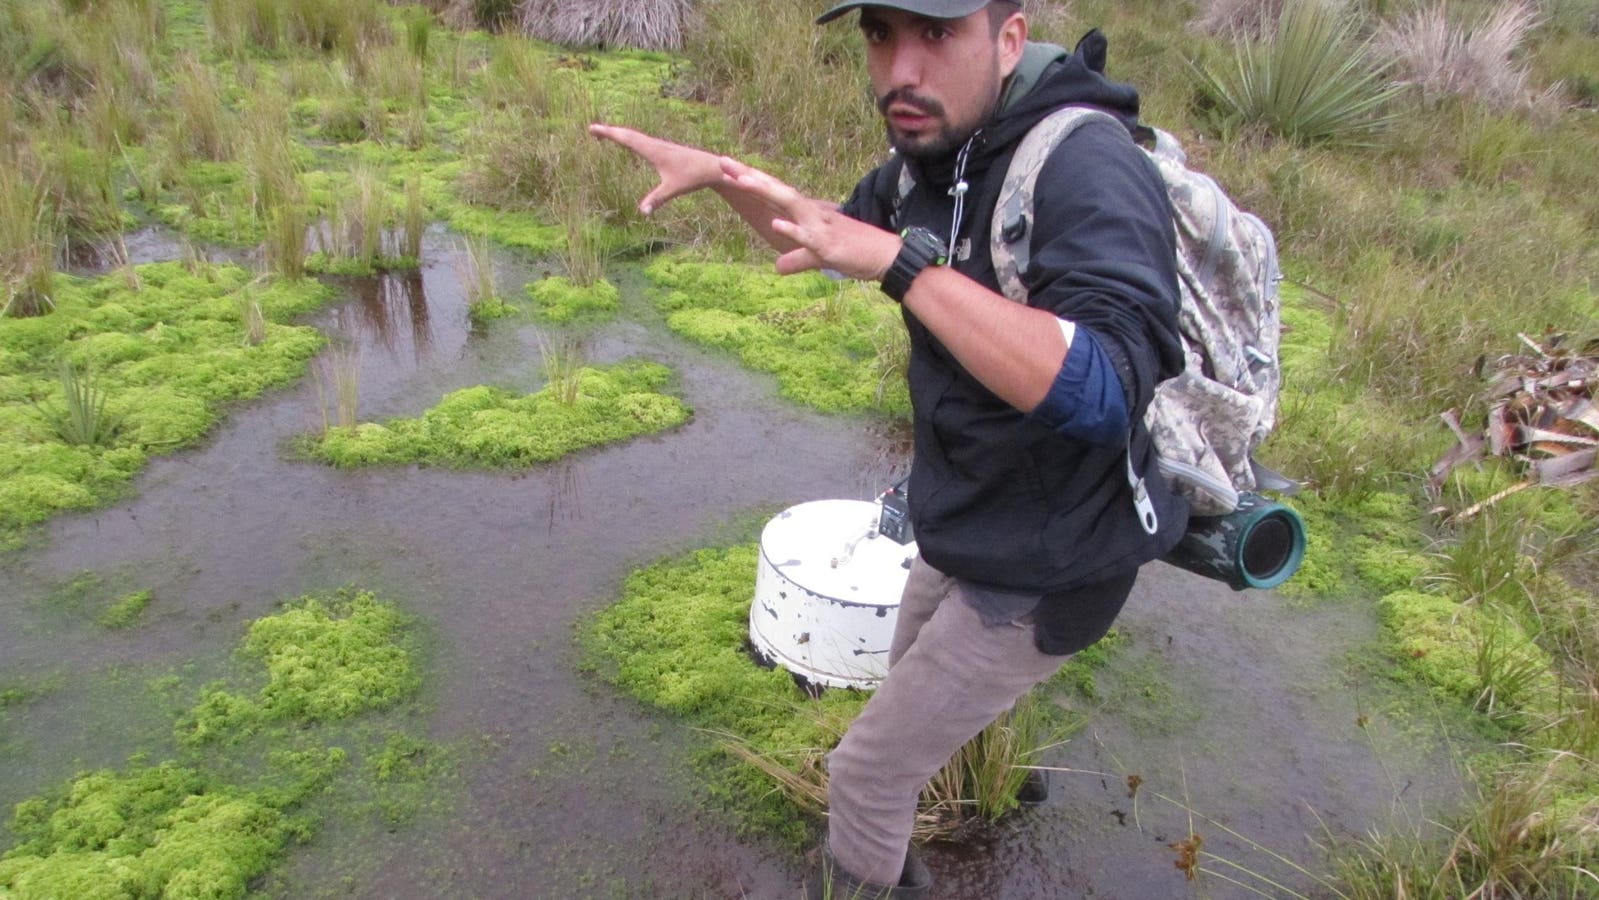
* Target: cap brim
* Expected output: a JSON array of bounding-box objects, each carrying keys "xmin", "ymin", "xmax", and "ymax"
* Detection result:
[{"xmin": 815, "ymin": 0, "xmax": 992, "ymax": 25}]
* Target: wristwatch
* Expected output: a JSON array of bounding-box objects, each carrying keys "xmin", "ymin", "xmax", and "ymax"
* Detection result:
[{"xmin": 881, "ymin": 227, "xmax": 948, "ymax": 303}]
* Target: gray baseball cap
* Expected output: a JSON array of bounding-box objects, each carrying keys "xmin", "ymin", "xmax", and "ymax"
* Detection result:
[{"xmin": 815, "ymin": 0, "xmax": 1012, "ymax": 25}]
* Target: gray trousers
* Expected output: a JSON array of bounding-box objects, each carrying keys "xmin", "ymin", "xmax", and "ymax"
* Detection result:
[{"xmin": 824, "ymin": 555, "xmax": 1073, "ymax": 886}]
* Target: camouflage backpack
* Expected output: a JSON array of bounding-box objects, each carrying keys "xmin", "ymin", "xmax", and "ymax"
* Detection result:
[
  {"xmin": 890, "ymin": 105, "xmax": 1284, "ymax": 518},
  {"xmin": 995, "ymin": 106, "xmax": 1284, "ymax": 517}
]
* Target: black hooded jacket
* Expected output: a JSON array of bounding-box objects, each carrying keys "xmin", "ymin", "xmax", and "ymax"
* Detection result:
[{"xmin": 841, "ymin": 33, "xmax": 1189, "ymax": 594}]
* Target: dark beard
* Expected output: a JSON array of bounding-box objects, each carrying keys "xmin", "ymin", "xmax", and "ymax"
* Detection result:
[
  {"xmin": 885, "ymin": 121, "xmax": 967, "ymax": 161},
  {"xmin": 875, "ymin": 87, "xmax": 982, "ymax": 161}
]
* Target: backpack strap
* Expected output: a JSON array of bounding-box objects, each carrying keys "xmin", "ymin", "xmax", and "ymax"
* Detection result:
[
  {"xmin": 990, "ymin": 106, "xmax": 1122, "ymax": 303},
  {"xmin": 992, "ymin": 106, "xmax": 1160, "ymax": 535},
  {"xmin": 890, "ymin": 154, "xmax": 913, "ymax": 230}
]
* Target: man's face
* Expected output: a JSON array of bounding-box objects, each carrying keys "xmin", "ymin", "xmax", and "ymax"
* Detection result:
[{"xmin": 859, "ymin": 6, "xmax": 1022, "ymax": 161}]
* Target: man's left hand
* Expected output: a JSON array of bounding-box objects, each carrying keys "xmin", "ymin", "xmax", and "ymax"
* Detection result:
[{"xmin": 718, "ymin": 158, "xmax": 901, "ymax": 281}]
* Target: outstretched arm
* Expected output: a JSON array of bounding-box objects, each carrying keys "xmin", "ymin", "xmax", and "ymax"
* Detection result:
[
  {"xmin": 588, "ymin": 123, "xmax": 834, "ymax": 253},
  {"xmin": 719, "ymin": 159, "xmax": 1068, "ymax": 414}
]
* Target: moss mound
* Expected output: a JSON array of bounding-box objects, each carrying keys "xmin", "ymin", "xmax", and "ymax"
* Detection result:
[
  {"xmin": 527, "ymin": 276, "xmax": 620, "ymax": 323},
  {"xmin": 584, "ymin": 541, "xmax": 1104, "ymax": 846},
  {"xmin": 306, "ymin": 361, "xmax": 690, "ymax": 468},
  {"xmin": 1, "ymin": 586, "xmax": 438, "ymax": 896},
  {"xmin": 647, "ymin": 256, "xmax": 910, "ymax": 417},
  {"xmin": 0, "ymin": 753, "xmax": 342, "ymax": 900},
  {"xmin": 583, "ymin": 544, "xmax": 866, "ymax": 845},
  {"xmin": 1377, "ymin": 589, "xmax": 1559, "ymax": 721},
  {"xmin": 96, "ymin": 590, "xmax": 153, "ymax": 630},
  {"xmin": 179, "ymin": 589, "xmax": 420, "ymax": 744},
  {"xmin": 0, "ymin": 262, "xmax": 333, "ymax": 545}
]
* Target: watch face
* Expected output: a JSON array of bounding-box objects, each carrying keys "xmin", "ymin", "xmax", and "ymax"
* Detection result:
[{"xmin": 904, "ymin": 227, "xmax": 947, "ymax": 260}]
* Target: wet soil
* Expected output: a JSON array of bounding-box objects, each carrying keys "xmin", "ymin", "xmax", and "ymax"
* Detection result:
[{"xmin": 1, "ymin": 228, "xmax": 1469, "ymax": 899}]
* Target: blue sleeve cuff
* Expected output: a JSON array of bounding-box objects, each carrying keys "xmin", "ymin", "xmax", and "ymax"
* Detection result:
[{"xmin": 1029, "ymin": 325, "xmax": 1129, "ymax": 446}]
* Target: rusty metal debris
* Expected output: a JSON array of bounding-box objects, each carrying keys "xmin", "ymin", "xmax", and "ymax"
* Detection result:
[{"xmin": 1432, "ymin": 330, "xmax": 1597, "ymax": 518}]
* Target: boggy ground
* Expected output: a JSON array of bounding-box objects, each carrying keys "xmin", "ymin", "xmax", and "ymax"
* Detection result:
[{"xmin": 0, "ymin": 228, "xmax": 1473, "ymax": 899}]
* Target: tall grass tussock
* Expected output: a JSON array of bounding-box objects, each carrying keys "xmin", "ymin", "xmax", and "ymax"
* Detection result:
[
  {"xmin": 172, "ymin": 53, "xmax": 232, "ymax": 162},
  {"xmin": 518, "ymin": 0, "xmax": 692, "ymax": 51},
  {"xmin": 314, "ymin": 339, "xmax": 361, "ymax": 433},
  {"xmin": 1375, "ymin": 0, "xmax": 1545, "ymax": 111},
  {"xmin": 455, "ymin": 234, "xmax": 503, "ymax": 317},
  {"xmin": 0, "ymin": 162, "xmax": 57, "ymax": 317}
]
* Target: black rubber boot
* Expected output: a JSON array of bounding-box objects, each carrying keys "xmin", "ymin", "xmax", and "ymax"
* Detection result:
[
  {"xmin": 805, "ymin": 845, "xmax": 932, "ymax": 900},
  {"xmin": 1017, "ymin": 767, "xmax": 1050, "ymax": 806}
]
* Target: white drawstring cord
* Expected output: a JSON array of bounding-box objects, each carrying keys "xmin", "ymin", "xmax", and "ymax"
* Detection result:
[{"xmin": 947, "ymin": 132, "xmax": 978, "ymax": 249}]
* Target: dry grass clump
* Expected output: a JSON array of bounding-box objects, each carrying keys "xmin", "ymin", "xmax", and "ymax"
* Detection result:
[
  {"xmin": 480, "ymin": 35, "xmax": 549, "ymax": 115},
  {"xmin": 518, "ymin": 0, "xmax": 692, "ymax": 51},
  {"xmin": 404, "ymin": 0, "xmax": 481, "ymax": 30},
  {"xmin": 0, "ymin": 162, "xmax": 57, "ymax": 318},
  {"xmin": 1332, "ymin": 752, "xmax": 1599, "ymax": 899},
  {"xmin": 173, "ymin": 54, "xmax": 233, "ymax": 162},
  {"xmin": 241, "ymin": 92, "xmax": 311, "ymax": 279},
  {"xmin": 535, "ymin": 331, "xmax": 585, "ymax": 405},
  {"xmin": 679, "ymin": 0, "xmax": 878, "ymax": 199},
  {"xmin": 316, "ymin": 164, "xmax": 389, "ymax": 269},
  {"xmin": 205, "ymin": 0, "xmax": 389, "ymax": 61},
  {"xmin": 2, "ymin": 3, "xmax": 95, "ymax": 102},
  {"xmin": 462, "ymin": 68, "xmax": 653, "ymax": 232},
  {"xmin": 1191, "ymin": 0, "xmax": 1293, "ymax": 38},
  {"xmin": 314, "ymin": 339, "xmax": 362, "ymax": 433},
  {"xmin": 399, "ymin": 177, "xmax": 425, "ymax": 261},
  {"xmin": 1374, "ymin": 1, "xmax": 1546, "ymax": 110},
  {"xmin": 455, "ymin": 234, "xmax": 502, "ymax": 315},
  {"xmin": 721, "ymin": 691, "xmax": 1066, "ymax": 842},
  {"xmin": 555, "ymin": 188, "xmax": 606, "ymax": 287}
]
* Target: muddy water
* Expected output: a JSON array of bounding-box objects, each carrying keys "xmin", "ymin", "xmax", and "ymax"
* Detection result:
[{"xmin": 1, "ymin": 228, "xmax": 1467, "ymax": 899}]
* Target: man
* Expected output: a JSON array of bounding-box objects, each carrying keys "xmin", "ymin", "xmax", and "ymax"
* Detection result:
[{"xmin": 593, "ymin": 1, "xmax": 1188, "ymax": 895}]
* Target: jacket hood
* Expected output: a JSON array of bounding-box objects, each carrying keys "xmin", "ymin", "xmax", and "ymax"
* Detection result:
[{"xmin": 912, "ymin": 30, "xmax": 1143, "ymax": 186}]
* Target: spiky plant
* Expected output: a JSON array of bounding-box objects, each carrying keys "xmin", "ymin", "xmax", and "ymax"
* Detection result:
[
  {"xmin": 207, "ymin": 0, "xmax": 250, "ymax": 56},
  {"xmin": 241, "ymin": 90, "xmax": 299, "ymax": 215},
  {"xmin": 1196, "ymin": 0, "xmax": 1401, "ymax": 145},
  {"xmin": 922, "ymin": 694, "xmax": 1062, "ymax": 823},
  {"xmin": 679, "ymin": 0, "xmax": 876, "ymax": 199},
  {"xmin": 1330, "ymin": 753, "xmax": 1599, "ymax": 898},
  {"xmin": 481, "ymin": 34, "xmax": 548, "ymax": 115},
  {"xmin": 107, "ymin": 233, "xmax": 139, "ymax": 292},
  {"xmin": 37, "ymin": 361, "xmax": 125, "ymax": 447}
]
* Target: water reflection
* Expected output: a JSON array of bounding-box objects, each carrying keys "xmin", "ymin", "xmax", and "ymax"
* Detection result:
[
  {"xmin": 62, "ymin": 225, "xmax": 255, "ymax": 276},
  {"xmin": 330, "ymin": 271, "xmax": 433, "ymax": 366},
  {"xmin": 546, "ymin": 459, "xmax": 586, "ymax": 528}
]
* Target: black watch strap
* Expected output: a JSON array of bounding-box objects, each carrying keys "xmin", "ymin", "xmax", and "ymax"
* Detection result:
[{"xmin": 881, "ymin": 227, "xmax": 947, "ymax": 303}]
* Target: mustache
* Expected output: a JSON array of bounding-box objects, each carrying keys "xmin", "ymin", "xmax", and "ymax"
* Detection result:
[{"xmin": 876, "ymin": 88, "xmax": 944, "ymax": 118}]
